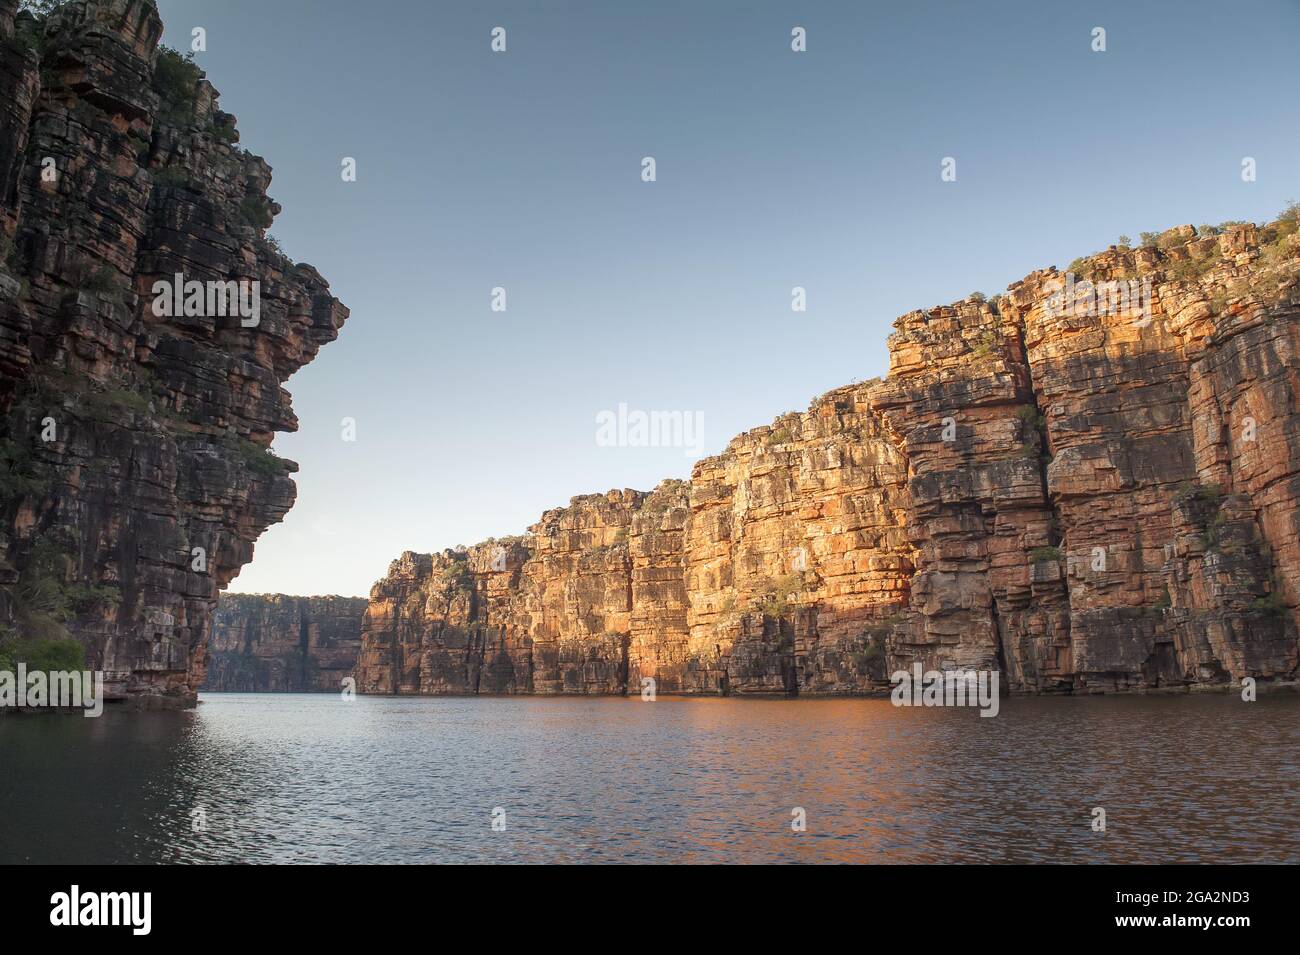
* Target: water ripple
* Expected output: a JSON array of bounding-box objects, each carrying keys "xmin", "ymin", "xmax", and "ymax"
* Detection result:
[{"xmin": 1, "ymin": 692, "xmax": 1296, "ymax": 863}]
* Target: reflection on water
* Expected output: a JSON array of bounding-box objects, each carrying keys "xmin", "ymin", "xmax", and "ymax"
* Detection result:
[{"xmin": 1, "ymin": 692, "xmax": 1297, "ymax": 863}]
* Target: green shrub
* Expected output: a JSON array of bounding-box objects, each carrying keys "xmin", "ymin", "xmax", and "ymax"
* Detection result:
[
  {"xmin": 154, "ymin": 46, "xmax": 202, "ymax": 124},
  {"xmin": 1250, "ymin": 591, "xmax": 1285, "ymax": 616},
  {"xmin": 1028, "ymin": 545, "xmax": 1061, "ymax": 563},
  {"xmin": 431, "ymin": 556, "xmax": 475, "ymax": 595},
  {"xmin": 849, "ymin": 616, "xmax": 902, "ymax": 674},
  {"xmin": 1156, "ymin": 231, "xmax": 1187, "ymax": 252},
  {"xmin": 1173, "ymin": 481, "xmax": 1222, "ymax": 506},
  {"xmin": 66, "ymin": 582, "xmax": 120, "ymax": 614},
  {"xmin": 0, "ymin": 438, "xmax": 49, "ymax": 499},
  {"xmin": 85, "ymin": 385, "xmax": 151, "ymax": 419},
  {"xmin": 210, "ymin": 122, "xmax": 238, "ymax": 144},
  {"xmin": 12, "ymin": 27, "xmax": 40, "ymax": 56},
  {"xmin": 756, "ymin": 573, "xmax": 807, "ymax": 620},
  {"xmin": 1202, "ymin": 509, "xmax": 1227, "ymax": 551},
  {"xmin": 849, "ymin": 643, "xmax": 885, "ymax": 672},
  {"xmin": 239, "ymin": 196, "xmax": 275, "ymax": 230},
  {"xmin": 66, "ymin": 256, "xmax": 124, "ymax": 299},
  {"xmin": 15, "ymin": 537, "xmax": 74, "ymax": 621},
  {"xmin": 234, "ymin": 437, "xmax": 286, "ymax": 477},
  {"xmin": 13, "ymin": 3, "xmax": 61, "ymax": 54},
  {"xmin": 0, "ymin": 635, "xmax": 85, "ymax": 674},
  {"xmin": 970, "ymin": 330, "xmax": 999, "ymax": 361},
  {"xmin": 1017, "ymin": 404, "xmax": 1046, "ymax": 429},
  {"xmin": 152, "ymin": 165, "xmax": 196, "ymax": 189},
  {"xmin": 1, "ymin": 535, "xmax": 113, "ymax": 645},
  {"xmin": 263, "ymin": 233, "xmax": 287, "ymax": 259}
]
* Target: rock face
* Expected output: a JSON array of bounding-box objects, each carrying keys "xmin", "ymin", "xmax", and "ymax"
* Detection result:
[
  {"xmin": 358, "ymin": 217, "xmax": 1300, "ymax": 697},
  {"xmin": 0, "ymin": 0, "xmax": 347, "ymax": 707},
  {"xmin": 203, "ymin": 594, "xmax": 367, "ymax": 693}
]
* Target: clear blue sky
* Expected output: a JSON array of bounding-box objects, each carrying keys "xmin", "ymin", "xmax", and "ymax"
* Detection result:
[{"xmin": 153, "ymin": 0, "xmax": 1300, "ymax": 597}]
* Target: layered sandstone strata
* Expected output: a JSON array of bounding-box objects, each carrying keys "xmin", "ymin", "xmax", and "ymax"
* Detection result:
[
  {"xmin": 0, "ymin": 0, "xmax": 347, "ymax": 707},
  {"xmin": 203, "ymin": 594, "xmax": 367, "ymax": 692},
  {"xmin": 359, "ymin": 217, "xmax": 1299, "ymax": 696}
]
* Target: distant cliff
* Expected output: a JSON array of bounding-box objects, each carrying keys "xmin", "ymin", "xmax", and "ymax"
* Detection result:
[
  {"xmin": 203, "ymin": 594, "xmax": 367, "ymax": 693},
  {"xmin": 0, "ymin": 0, "xmax": 348, "ymax": 707},
  {"xmin": 358, "ymin": 216, "xmax": 1300, "ymax": 696}
]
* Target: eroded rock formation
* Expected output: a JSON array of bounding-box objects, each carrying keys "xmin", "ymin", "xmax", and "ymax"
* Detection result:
[
  {"xmin": 0, "ymin": 0, "xmax": 347, "ymax": 707},
  {"xmin": 203, "ymin": 594, "xmax": 367, "ymax": 693},
  {"xmin": 359, "ymin": 217, "xmax": 1300, "ymax": 696}
]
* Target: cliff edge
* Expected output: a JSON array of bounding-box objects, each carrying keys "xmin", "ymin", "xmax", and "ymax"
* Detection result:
[{"xmin": 0, "ymin": 0, "xmax": 348, "ymax": 707}]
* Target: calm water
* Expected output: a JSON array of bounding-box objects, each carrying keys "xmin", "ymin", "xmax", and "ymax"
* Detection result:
[{"xmin": 1, "ymin": 692, "xmax": 1297, "ymax": 864}]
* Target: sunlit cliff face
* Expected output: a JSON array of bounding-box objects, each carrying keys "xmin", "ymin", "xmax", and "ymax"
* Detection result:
[{"xmin": 356, "ymin": 221, "xmax": 1300, "ymax": 698}]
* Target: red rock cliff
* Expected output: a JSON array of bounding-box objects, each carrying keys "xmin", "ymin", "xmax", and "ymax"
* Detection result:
[
  {"xmin": 203, "ymin": 593, "xmax": 367, "ymax": 693},
  {"xmin": 358, "ymin": 217, "xmax": 1299, "ymax": 696},
  {"xmin": 0, "ymin": 0, "xmax": 348, "ymax": 706}
]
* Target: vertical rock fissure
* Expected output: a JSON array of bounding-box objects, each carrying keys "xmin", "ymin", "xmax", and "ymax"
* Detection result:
[
  {"xmin": 297, "ymin": 616, "xmax": 310, "ymax": 689},
  {"xmin": 1012, "ymin": 305, "xmax": 1071, "ymax": 691}
]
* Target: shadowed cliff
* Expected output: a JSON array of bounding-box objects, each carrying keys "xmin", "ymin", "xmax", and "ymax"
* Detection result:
[
  {"xmin": 202, "ymin": 593, "xmax": 367, "ymax": 693},
  {"xmin": 0, "ymin": 0, "xmax": 348, "ymax": 707}
]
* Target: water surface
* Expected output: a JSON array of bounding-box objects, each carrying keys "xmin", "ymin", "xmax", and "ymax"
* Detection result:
[{"xmin": 1, "ymin": 692, "xmax": 1297, "ymax": 863}]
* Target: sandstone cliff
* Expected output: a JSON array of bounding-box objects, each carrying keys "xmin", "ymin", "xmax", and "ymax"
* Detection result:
[
  {"xmin": 358, "ymin": 215, "xmax": 1300, "ymax": 696},
  {"xmin": 0, "ymin": 0, "xmax": 347, "ymax": 706},
  {"xmin": 203, "ymin": 593, "xmax": 367, "ymax": 693}
]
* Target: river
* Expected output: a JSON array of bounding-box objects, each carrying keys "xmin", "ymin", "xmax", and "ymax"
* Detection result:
[{"xmin": 1, "ymin": 692, "xmax": 1296, "ymax": 863}]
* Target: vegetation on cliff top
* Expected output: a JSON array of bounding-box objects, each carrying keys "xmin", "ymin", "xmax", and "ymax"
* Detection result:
[
  {"xmin": 153, "ymin": 45, "xmax": 202, "ymax": 124},
  {"xmin": 1064, "ymin": 202, "xmax": 1300, "ymax": 295}
]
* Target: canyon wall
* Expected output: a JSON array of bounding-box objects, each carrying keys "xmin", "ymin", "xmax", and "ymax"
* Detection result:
[
  {"xmin": 203, "ymin": 594, "xmax": 367, "ymax": 693},
  {"xmin": 0, "ymin": 0, "xmax": 347, "ymax": 707},
  {"xmin": 358, "ymin": 217, "xmax": 1300, "ymax": 697}
]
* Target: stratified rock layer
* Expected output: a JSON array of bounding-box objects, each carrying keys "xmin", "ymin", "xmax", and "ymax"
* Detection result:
[
  {"xmin": 203, "ymin": 593, "xmax": 367, "ymax": 692},
  {"xmin": 358, "ymin": 219, "xmax": 1300, "ymax": 696},
  {"xmin": 0, "ymin": 0, "xmax": 347, "ymax": 707}
]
